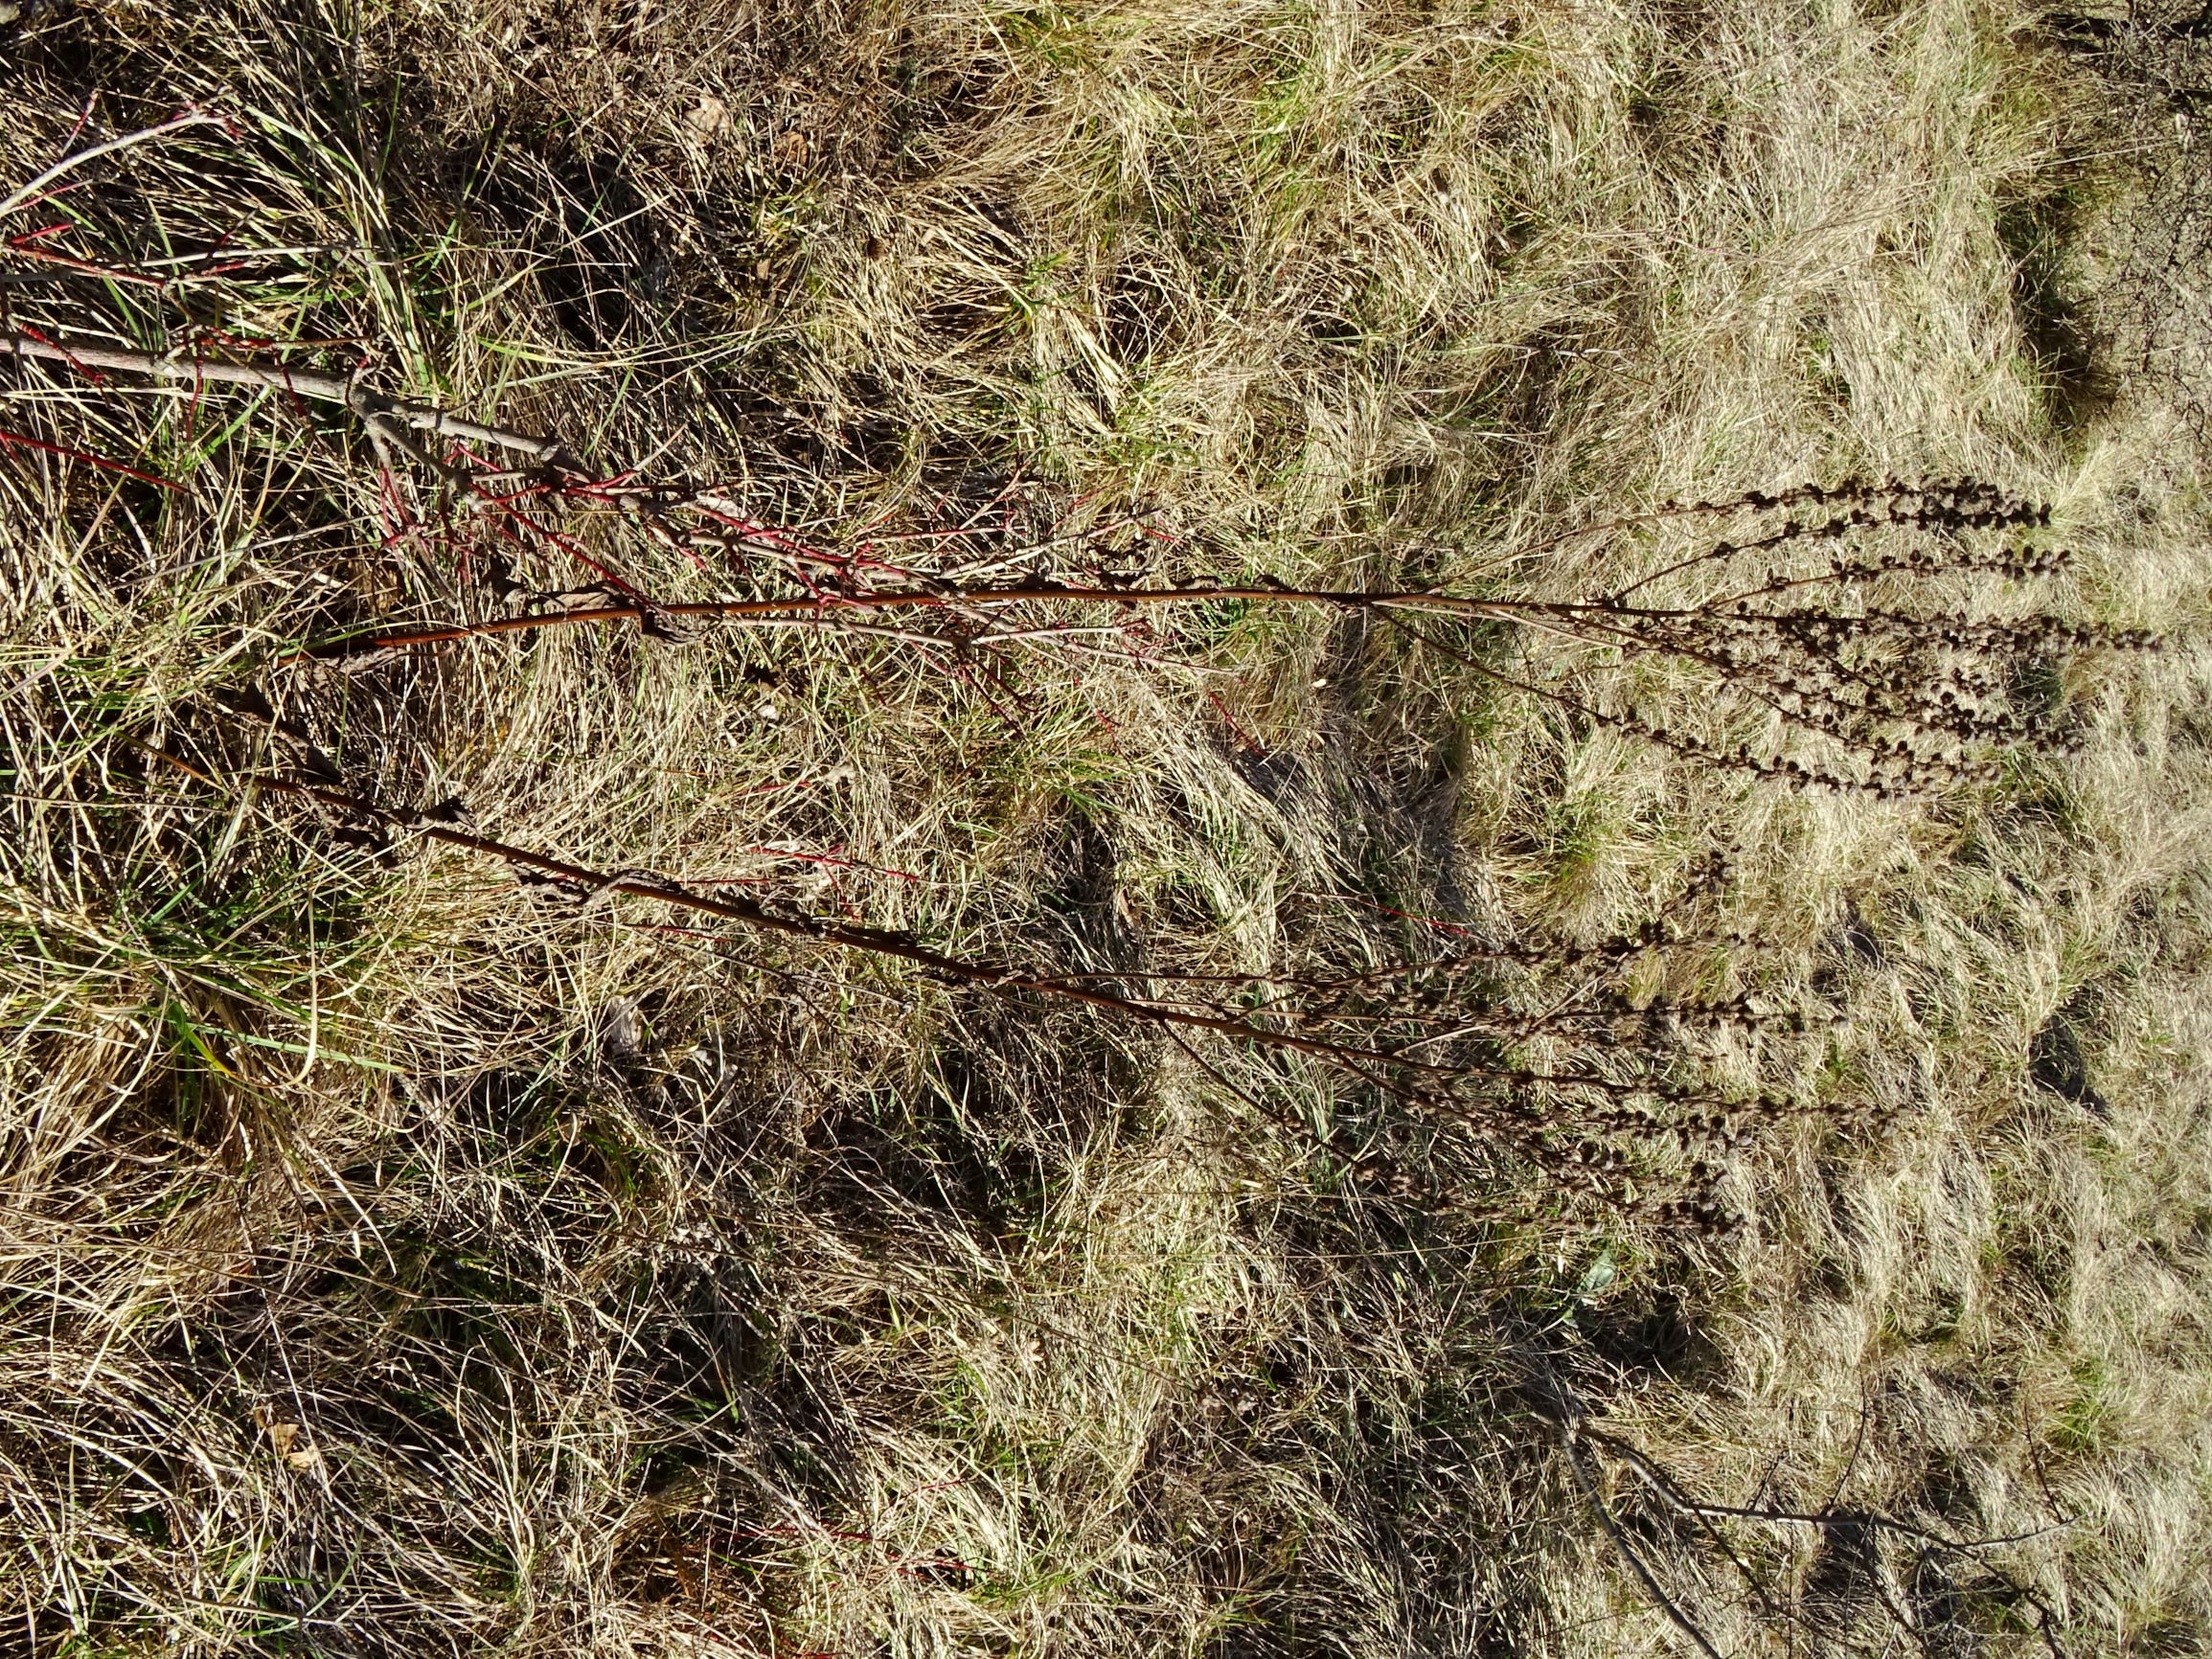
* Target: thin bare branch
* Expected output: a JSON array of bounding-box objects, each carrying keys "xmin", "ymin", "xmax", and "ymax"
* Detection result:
[
  {"xmin": 1, "ymin": 329, "xmax": 582, "ymax": 468},
  {"xmin": 1562, "ymin": 1423, "xmax": 1733, "ymax": 1659}
]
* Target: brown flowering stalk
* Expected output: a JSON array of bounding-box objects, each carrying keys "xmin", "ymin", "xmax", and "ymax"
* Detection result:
[
  {"xmin": 293, "ymin": 476, "xmax": 2154, "ymax": 798},
  {"xmin": 127, "ymin": 731, "xmax": 1807, "ymax": 1228}
]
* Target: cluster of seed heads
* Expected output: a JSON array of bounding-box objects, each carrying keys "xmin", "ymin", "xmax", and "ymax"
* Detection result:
[
  {"xmin": 1520, "ymin": 479, "xmax": 2164, "ymax": 799},
  {"xmin": 1606, "ymin": 482, "xmax": 2052, "ymax": 604},
  {"xmin": 1500, "ymin": 1135, "xmax": 1743, "ymax": 1234},
  {"xmin": 1171, "ymin": 875, "xmax": 1833, "ymax": 1230},
  {"xmin": 1284, "ymin": 975, "xmax": 1815, "ymax": 1039},
  {"xmin": 1171, "ymin": 871, "xmax": 1819, "ymax": 1226},
  {"xmin": 1284, "ymin": 916, "xmax": 1751, "ymax": 1000},
  {"xmin": 1653, "ymin": 474, "xmax": 2035, "ymax": 521}
]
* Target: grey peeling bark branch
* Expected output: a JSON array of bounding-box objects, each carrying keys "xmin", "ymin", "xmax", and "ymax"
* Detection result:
[{"xmin": 0, "ymin": 330, "xmax": 585, "ymax": 472}]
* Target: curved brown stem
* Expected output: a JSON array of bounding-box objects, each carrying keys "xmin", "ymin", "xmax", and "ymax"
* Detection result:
[
  {"xmin": 129, "ymin": 739, "xmax": 1660, "ymax": 1104},
  {"xmin": 278, "ymin": 584, "xmax": 1550, "ymax": 664}
]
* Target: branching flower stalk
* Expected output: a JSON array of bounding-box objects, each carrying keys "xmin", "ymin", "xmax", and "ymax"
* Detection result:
[
  {"xmin": 297, "ymin": 486, "xmax": 2150, "ymax": 796},
  {"xmin": 127, "ymin": 729, "xmax": 1805, "ymax": 1224},
  {"xmin": 4, "ymin": 329, "xmax": 2154, "ymax": 800}
]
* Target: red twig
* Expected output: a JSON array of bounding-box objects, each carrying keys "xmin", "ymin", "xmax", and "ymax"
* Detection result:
[
  {"xmin": 1338, "ymin": 892, "xmax": 1487, "ymax": 941},
  {"xmin": 1206, "ymin": 688, "xmax": 1266, "ymax": 756},
  {"xmin": 745, "ymin": 845, "xmax": 921, "ymax": 883},
  {"xmin": 0, "ymin": 426, "xmax": 186, "ymax": 493}
]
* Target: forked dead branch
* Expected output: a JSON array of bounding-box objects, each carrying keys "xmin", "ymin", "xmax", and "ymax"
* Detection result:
[{"xmin": 1535, "ymin": 1361, "xmax": 2077, "ymax": 1659}]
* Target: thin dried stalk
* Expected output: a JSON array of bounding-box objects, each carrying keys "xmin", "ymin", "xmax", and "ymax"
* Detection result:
[
  {"xmin": 0, "ymin": 111, "xmax": 227, "ymax": 221},
  {"xmin": 126, "ymin": 740, "xmax": 1570, "ymax": 1095}
]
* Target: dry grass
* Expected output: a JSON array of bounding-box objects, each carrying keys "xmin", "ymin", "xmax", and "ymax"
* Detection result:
[{"xmin": 3, "ymin": 0, "xmax": 2210, "ymax": 1654}]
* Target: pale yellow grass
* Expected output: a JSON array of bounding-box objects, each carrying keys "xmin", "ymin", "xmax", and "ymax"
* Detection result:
[{"xmin": 1, "ymin": 0, "xmax": 2208, "ymax": 1654}]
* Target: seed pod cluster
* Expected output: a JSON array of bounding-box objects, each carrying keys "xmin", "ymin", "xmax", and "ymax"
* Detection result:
[
  {"xmin": 1505, "ymin": 478, "xmax": 2160, "ymax": 798},
  {"xmin": 1199, "ymin": 888, "xmax": 1833, "ymax": 1232}
]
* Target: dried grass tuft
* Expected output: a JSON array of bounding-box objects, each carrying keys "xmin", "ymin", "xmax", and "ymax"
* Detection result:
[{"xmin": 4, "ymin": 0, "xmax": 2211, "ymax": 1655}]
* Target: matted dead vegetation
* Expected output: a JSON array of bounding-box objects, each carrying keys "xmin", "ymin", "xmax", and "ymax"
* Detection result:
[{"xmin": 3, "ymin": 0, "xmax": 2209, "ymax": 1655}]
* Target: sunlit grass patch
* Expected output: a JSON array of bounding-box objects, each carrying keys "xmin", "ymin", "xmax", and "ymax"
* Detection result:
[{"xmin": 1, "ymin": 0, "xmax": 2209, "ymax": 1653}]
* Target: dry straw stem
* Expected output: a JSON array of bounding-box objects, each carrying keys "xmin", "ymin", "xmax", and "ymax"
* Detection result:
[{"xmin": 0, "ymin": 109, "xmax": 227, "ymax": 221}]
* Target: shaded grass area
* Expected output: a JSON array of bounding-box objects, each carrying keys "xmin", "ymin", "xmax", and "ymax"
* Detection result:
[{"xmin": 3, "ymin": 0, "xmax": 2211, "ymax": 1655}]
